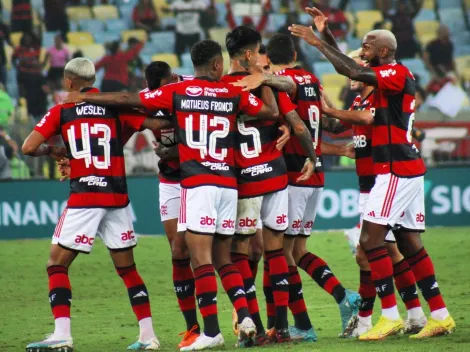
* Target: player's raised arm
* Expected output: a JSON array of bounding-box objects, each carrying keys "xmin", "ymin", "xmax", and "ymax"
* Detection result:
[
  {"xmin": 307, "ymin": 7, "xmax": 341, "ymax": 52},
  {"xmin": 288, "ymin": 25, "xmax": 377, "ymax": 85}
]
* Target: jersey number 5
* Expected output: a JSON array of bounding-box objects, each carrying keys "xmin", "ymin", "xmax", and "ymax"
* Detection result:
[
  {"xmin": 238, "ymin": 117, "xmax": 262, "ymax": 158},
  {"xmin": 186, "ymin": 114, "xmax": 230, "ymax": 161},
  {"xmin": 67, "ymin": 123, "xmax": 112, "ymax": 169}
]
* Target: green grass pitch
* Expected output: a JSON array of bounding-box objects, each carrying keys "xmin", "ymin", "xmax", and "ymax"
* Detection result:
[{"xmin": 1, "ymin": 227, "xmax": 469, "ymax": 352}]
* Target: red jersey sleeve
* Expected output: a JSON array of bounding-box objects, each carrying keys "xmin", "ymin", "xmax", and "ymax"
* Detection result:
[
  {"xmin": 119, "ymin": 111, "xmax": 147, "ymax": 131},
  {"xmin": 139, "ymin": 85, "xmax": 175, "ymax": 112},
  {"xmin": 238, "ymin": 91, "xmax": 263, "ymax": 116},
  {"xmin": 372, "ymin": 64, "xmax": 407, "ymax": 94},
  {"xmin": 277, "ymin": 92, "xmax": 297, "ymax": 117},
  {"xmin": 33, "ymin": 105, "xmax": 62, "ymax": 140}
]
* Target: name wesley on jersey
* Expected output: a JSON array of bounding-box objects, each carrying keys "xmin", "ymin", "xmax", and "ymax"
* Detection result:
[
  {"xmin": 180, "ymin": 99, "xmax": 235, "ymax": 113},
  {"xmin": 76, "ymin": 106, "xmax": 106, "ymax": 116}
]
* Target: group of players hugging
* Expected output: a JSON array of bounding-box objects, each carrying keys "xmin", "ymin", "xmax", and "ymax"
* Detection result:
[{"xmin": 21, "ymin": 7, "xmax": 455, "ymax": 352}]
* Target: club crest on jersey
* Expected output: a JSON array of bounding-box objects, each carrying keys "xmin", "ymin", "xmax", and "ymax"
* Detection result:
[{"xmin": 186, "ymin": 86, "xmax": 203, "ymax": 97}]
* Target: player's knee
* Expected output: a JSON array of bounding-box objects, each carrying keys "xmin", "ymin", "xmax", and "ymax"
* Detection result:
[{"xmin": 355, "ymin": 249, "xmax": 368, "ymax": 269}]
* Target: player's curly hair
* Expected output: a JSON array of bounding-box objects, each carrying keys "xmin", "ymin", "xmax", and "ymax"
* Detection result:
[
  {"xmin": 226, "ymin": 26, "xmax": 262, "ymax": 58},
  {"xmin": 267, "ymin": 33, "xmax": 296, "ymax": 65},
  {"xmin": 190, "ymin": 40, "xmax": 222, "ymax": 68}
]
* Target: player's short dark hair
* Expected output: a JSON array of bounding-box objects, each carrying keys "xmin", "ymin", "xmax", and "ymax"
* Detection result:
[
  {"xmin": 267, "ymin": 34, "xmax": 296, "ymax": 65},
  {"xmin": 191, "ymin": 40, "xmax": 222, "ymax": 68},
  {"xmin": 259, "ymin": 43, "xmax": 267, "ymax": 55},
  {"xmin": 226, "ymin": 26, "xmax": 262, "ymax": 58},
  {"xmin": 145, "ymin": 61, "xmax": 171, "ymax": 90}
]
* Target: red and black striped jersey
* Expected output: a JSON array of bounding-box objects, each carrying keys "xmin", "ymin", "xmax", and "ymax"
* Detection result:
[
  {"xmin": 347, "ymin": 94, "xmax": 376, "ymax": 193},
  {"xmin": 34, "ymin": 87, "xmax": 146, "ymax": 208},
  {"xmin": 139, "ymin": 77, "xmax": 264, "ymax": 189},
  {"xmin": 221, "ymin": 72, "xmax": 294, "ymax": 198},
  {"xmin": 370, "ymin": 63, "xmax": 426, "ymax": 177},
  {"xmin": 277, "ymin": 66, "xmax": 324, "ymax": 187}
]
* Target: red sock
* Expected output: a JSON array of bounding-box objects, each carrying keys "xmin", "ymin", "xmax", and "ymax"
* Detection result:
[
  {"xmin": 358, "ymin": 270, "xmax": 375, "ymax": 318},
  {"xmin": 116, "ymin": 264, "xmax": 151, "ymax": 321},
  {"xmin": 406, "ymin": 248, "xmax": 446, "ymax": 313},
  {"xmin": 393, "ymin": 259, "xmax": 421, "ymax": 310},
  {"xmin": 288, "ymin": 266, "xmax": 312, "ymax": 330},
  {"xmin": 194, "ymin": 264, "xmax": 220, "ymax": 337},
  {"xmin": 218, "ymin": 263, "xmax": 250, "ymax": 323},
  {"xmin": 263, "ymin": 260, "xmax": 276, "ymax": 329},
  {"xmin": 48, "ymin": 265, "xmax": 72, "ymax": 319},
  {"xmin": 266, "ymin": 249, "xmax": 289, "ymax": 330},
  {"xmin": 365, "ymin": 247, "xmax": 397, "ymax": 309},
  {"xmin": 172, "ymin": 258, "xmax": 199, "ymax": 331},
  {"xmin": 298, "ymin": 252, "xmax": 346, "ymax": 304}
]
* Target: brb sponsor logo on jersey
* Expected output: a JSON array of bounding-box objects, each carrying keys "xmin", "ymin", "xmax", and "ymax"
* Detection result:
[
  {"xmin": 353, "ymin": 135, "xmax": 367, "ymax": 148},
  {"xmin": 75, "ymin": 234, "xmax": 94, "ymax": 246}
]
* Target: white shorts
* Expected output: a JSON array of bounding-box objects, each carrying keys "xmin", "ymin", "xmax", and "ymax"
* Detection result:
[
  {"xmin": 159, "ymin": 182, "xmax": 181, "ymax": 221},
  {"xmin": 363, "ymin": 174, "xmax": 425, "ymax": 232},
  {"xmin": 235, "ymin": 189, "xmax": 289, "ymax": 236},
  {"xmin": 178, "ymin": 186, "xmax": 237, "ymax": 236},
  {"xmin": 52, "ymin": 204, "xmax": 136, "ymax": 253},
  {"xmin": 286, "ymin": 186, "xmax": 322, "ymax": 236},
  {"xmin": 359, "ymin": 192, "xmax": 396, "ymax": 242}
]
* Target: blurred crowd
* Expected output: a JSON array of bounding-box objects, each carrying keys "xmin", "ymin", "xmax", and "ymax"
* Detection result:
[{"xmin": 0, "ymin": 0, "xmax": 469, "ymax": 179}]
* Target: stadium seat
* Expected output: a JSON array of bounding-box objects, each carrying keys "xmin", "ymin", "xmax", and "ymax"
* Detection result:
[
  {"xmin": 150, "ymin": 31, "xmax": 176, "ymax": 53},
  {"xmin": 78, "ymin": 19, "xmax": 105, "ymax": 32},
  {"xmin": 355, "ymin": 10, "xmax": 382, "ymax": 38},
  {"xmin": 456, "ymin": 55, "xmax": 470, "ymax": 75},
  {"xmin": 93, "ymin": 5, "xmax": 119, "ymax": 20},
  {"xmin": 323, "ymin": 86, "xmax": 343, "ymax": 109},
  {"xmin": 10, "ymin": 32, "xmax": 23, "ymax": 47},
  {"xmin": 415, "ymin": 20, "xmax": 440, "ymax": 37},
  {"xmin": 222, "ymin": 51, "xmax": 230, "ymax": 73},
  {"xmin": 152, "ymin": 53, "xmax": 179, "ymax": 68},
  {"xmin": 66, "ymin": 6, "xmax": 92, "ymax": 21},
  {"xmin": 161, "ymin": 16, "xmax": 177, "ymax": 28},
  {"xmin": 173, "ymin": 67, "xmax": 194, "ymax": 76},
  {"xmin": 455, "ymin": 44, "xmax": 470, "ymax": 56},
  {"xmin": 106, "ymin": 18, "xmax": 128, "ymax": 32},
  {"xmin": 321, "ymin": 73, "xmax": 347, "ymax": 88},
  {"xmin": 414, "ymin": 8, "xmax": 436, "ymax": 22},
  {"xmin": 216, "ymin": 2, "xmax": 228, "ymax": 26},
  {"xmin": 79, "ymin": 44, "xmax": 106, "ymax": 61},
  {"xmin": 94, "ymin": 32, "xmax": 121, "ymax": 44},
  {"xmin": 438, "ymin": 9, "xmax": 466, "ymax": 33},
  {"xmin": 345, "ymin": 12, "xmax": 356, "ymax": 27},
  {"xmin": 436, "ymin": 0, "xmax": 461, "ymax": 8},
  {"xmin": 119, "ymin": 5, "xmax": 135, "ymax": 27},
  {"xmin": 209, "ymin": 28, "xmax": 230, "ymax": 49},
  {"xmin": 419, "ymin": 33, "xmax": 435, "ymax": 47},
  {"xmin": 313, "ymin": 61, "xmax": 337, "ymax": 77},
  {"xmin": 67, "ymin": 32, "xmax": 95, "ymax": 46},
  {"xmin": 266, "ymin": 13, "xmax": 287, "ymax": 32},
  {"xmin": 180, "ymin": 52, "xmax": 192, "ymax": 68},
  {"xmin": 422, "ymin": 0, "xmax": 435, "ymax": 9},
  {"xmin": 3, "ymin": 0, "xmax": 11, "ymax": 11},
  {"xmin": 348, "ymin": 0, "xmax": 374, "ymax": 11},
  {"xmin": 121, "ymin": 29, "xmax": 148, "ymax": 43},
  {"xmin": 153, "ymin": 0, "xmax": 171, "ymax": 18}
]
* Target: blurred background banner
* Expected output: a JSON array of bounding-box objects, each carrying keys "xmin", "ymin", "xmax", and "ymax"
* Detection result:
[{"xmin": 1, "ymin": 166, "xmax": 469, "ymax": 239}]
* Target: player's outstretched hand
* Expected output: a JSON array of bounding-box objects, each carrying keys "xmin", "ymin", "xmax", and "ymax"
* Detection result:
[
  {"xmin": 297, "ymin": 158, "xmax": 315, "ymax": 182},
  {"xmin": 306, "ymin": 7, "xmax": 328, "ymax": 33},
  {"xmin": 231, "ymin": 73, "xmax": 264, "ymax": 92},
  {"xmin": 276, "ymin": 125, "xmax": 291, "ymax": 150},
  {"xmin": 289, "ymin": 24, "xmax": 321, "ymax": 47},
  {"xmin": 63, "ymin": 91, "xmax": 85, "ymax": 104},
  {"xmin": 57, "ymin": 158, "xmax": 71, "ymax": 182}
]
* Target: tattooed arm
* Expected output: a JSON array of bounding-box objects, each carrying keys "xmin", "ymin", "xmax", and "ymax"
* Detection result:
[
  {"xmin": 231, "ymin": 73, "xmax": 297, "ymax": 96},
  {"xmin": 285, "ymin": 110, "xmax": 316, "ymax": 162},
  {"xmin": 322, "ymin": 115, "xmax": 350, "ymax": 134}
]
